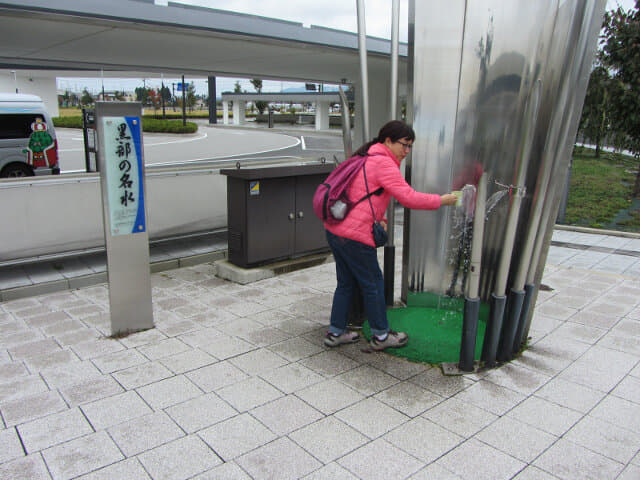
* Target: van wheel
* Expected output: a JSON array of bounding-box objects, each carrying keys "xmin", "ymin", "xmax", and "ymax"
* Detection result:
[{"xmin": 1, "ymin": 163, "xmax": 34, "ymax": 178}]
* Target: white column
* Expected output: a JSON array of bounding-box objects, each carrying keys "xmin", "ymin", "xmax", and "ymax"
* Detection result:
[
  {"xmin": 232, "ymin": 101, "xmax": 245, "ymax": 125},
  {"xmin": 223, "ymin": 101, "xmax": 229, "ymax": 125},
  {"xmin": 315, "ymin": 101, "xmax": 330, "ymax": 130}
]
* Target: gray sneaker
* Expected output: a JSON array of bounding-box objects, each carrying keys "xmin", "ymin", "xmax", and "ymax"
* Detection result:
[
  {"xmin": 370, "ymin": 331, "xmax": 408, "ymax": 351},
  {"xmin": 324, "ymin": 331, "xmax": 360, "ymax": 347}
]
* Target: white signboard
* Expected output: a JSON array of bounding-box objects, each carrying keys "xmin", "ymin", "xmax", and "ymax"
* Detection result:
[{"xmin": 101, "ymin": 116, "xmax": 146, "ymax": 236}]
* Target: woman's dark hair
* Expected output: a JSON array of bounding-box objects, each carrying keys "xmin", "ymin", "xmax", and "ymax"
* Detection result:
[{"xmin": 353, "ymin": 120, "xmax": 416, "ymax": 156}]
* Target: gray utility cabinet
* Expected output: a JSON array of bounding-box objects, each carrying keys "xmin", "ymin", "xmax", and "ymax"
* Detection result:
[{"xmin": 221, "ymin": 164, "xmax": 334, "ymax": 268}]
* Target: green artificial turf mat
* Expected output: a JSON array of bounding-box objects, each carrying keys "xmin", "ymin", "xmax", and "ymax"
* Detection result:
[{"xmin": 362, "ymin": 305, "xmax": 487, "ymax": 364}]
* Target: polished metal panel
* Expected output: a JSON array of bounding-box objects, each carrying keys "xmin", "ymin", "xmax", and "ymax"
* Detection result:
[{"xmin": 404, "ymin": 0, "xmax": 606, "ymax": 306}]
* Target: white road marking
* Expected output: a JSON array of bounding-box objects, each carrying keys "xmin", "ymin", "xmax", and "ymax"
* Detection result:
[{"xmin": 300, "ymin": 136, "xmax": 307, "ymax": 150}]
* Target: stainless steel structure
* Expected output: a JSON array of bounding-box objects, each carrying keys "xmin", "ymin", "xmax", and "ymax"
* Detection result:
[
  {"xmin": 96, "ymin": 102, "xmax": 153, "ymax": 335},
  {"xmin": 403, "ymin": 0, "xmax": 606, "ymax": 323}
]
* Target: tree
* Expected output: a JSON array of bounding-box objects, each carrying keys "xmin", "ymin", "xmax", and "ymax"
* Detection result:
[
  {"xmin": 135, "ymin": 86, "xmax": 150, "ymax": 105},
  {"xmin": 80, "ymin": 89, "xmax": 94, "ymax": 106},
  {"xmin": 233, "ymin": 81, "xmax": 243, "ymax": 93},
  {"xmin": 251, "ymin": 78, "xmax": 268, "ymax": 114},
  {"xmin": 579, "ymin": 66, "xmax": 613, "ymax": 157},
  {"xmin": 186, "ymin": 82, "xmax": 197, "ymax": 111},
  {"xmin": 600, "ymin": 1, "xmax": 640, "ymax": 195}
]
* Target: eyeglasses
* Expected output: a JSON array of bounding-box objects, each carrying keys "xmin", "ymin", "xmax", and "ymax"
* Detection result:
[{"xmin": 396, "ymin": 141, "xmax": 412, "ymax": 150}]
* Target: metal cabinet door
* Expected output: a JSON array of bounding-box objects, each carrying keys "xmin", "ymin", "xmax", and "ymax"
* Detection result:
[
  {"xmin": 246, "ymin": 176, "xmax": 295, "ymax": 264},
  {"xmin": 294, "ymin": 173, "xmax": 329, "ymax": 255}
]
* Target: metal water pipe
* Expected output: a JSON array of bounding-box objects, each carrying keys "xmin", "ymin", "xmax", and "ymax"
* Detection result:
[
  {"xmin": 356, "ymin": 0, "xmax": 370, "ymax": 141},
  {"xmin": 384, "ymin": 0, "xmax": 401, "ymax": 306}
]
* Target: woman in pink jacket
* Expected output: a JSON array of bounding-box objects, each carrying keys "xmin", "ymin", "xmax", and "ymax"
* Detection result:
[{"xmin": 324, "ymin": 120, "xmax": 457, "ymax": 350}]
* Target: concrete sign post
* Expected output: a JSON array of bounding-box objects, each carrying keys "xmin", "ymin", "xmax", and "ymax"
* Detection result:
[{"xmin": 95, "ymin": 102, "xmax": 153, "ymax": 336}]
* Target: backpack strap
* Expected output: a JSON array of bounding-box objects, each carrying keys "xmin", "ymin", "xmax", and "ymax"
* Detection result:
[{"xmin": 361, "ymin": 160, "xmax": 383, "ymax": 219}]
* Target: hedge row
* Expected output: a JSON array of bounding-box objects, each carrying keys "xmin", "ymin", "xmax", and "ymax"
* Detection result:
[{"xmin": 52, "ymin": 116, "xmax": 198, "ymax": 134}]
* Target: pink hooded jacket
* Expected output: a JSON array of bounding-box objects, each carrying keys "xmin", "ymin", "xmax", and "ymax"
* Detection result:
[{"xmin": 325, "ymin": 142, "xmax": 441, "ymax": 247}]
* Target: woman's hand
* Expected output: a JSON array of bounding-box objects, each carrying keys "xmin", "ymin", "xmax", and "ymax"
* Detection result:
[{"xmin": 440, "ymin": 193, "xmax": 458, "ymax": 206}]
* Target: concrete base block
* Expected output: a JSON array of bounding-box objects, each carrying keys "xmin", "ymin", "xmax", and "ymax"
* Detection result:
[
  {"xmin": 1, "ymin": 279, "xmax": 70, "ymax": 302},
  {"xmin": 441, "ymin": 361, "xmax": 482, "ymax": 375},
  {"xmin": 216, "ymin": 253, "xmax": 332, "ymax": 285}
]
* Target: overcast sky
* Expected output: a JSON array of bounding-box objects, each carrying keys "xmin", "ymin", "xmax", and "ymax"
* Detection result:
[{"xmin": 57, "ymin": 0, "xmax": 637, "ymax": 96}]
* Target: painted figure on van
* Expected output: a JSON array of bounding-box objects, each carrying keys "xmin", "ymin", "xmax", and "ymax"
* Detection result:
[{"xmin": 23, "ymin": 117, "xmax": 55, "ymax": 168}]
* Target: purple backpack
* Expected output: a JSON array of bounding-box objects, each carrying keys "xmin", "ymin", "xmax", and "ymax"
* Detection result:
[{"xmin": 313, "ymin": 155, "xmax": 383, "ymax": 224}]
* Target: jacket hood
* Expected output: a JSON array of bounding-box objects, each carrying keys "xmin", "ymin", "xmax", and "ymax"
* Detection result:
[{"xmin": 368, "ymin": 142, "xmax": 401, "ymax": 166}]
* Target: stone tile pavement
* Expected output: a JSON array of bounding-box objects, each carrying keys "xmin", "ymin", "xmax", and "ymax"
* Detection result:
[{"xmin": 0, "ymin": 228, "xmax": 639, "ymax": 479}]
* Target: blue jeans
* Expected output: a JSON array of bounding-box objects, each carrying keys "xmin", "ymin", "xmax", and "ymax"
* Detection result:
[{"xmin": 326, "ymin": 230, "xmax": 389, "ymax": 337}]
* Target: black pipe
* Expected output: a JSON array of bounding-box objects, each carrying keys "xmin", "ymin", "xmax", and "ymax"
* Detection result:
[
  {"xmin": 459, "ymin": 297, "xmax": 480, "ymax": 371},
  {"xmin": 481, "ymin": 293, "xmax": 506, "ymax": 368},
  {"xmin": 497, "ymin": 289, "xmax": 525, "ymax": 362},
  {"xmin": 513, "ymin": 283, "xmax": 535, "ymax": 354},
  {"xmin": 384, "ymin": 245, "xmax": 395, "ymax": 306}
]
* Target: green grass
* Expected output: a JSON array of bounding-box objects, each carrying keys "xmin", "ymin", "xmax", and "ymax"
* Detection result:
[{"xmin": 565, "ymin": 147, "xmax": 639, "ymax": 231}]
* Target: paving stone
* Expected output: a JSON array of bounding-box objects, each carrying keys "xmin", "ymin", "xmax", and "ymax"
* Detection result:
[
  {"xmin": 42, "ymin": 431, "xmax": 124, "ymax": 480},
  {"xmin": 137, "ymin": 337, "xmax": 191, "ymax": 361},
  {"xmin": 409, "ymin": 367, "xmax": 475, "ymax": 397},
  {"xmin": 617, "ymin": 464, "xmax": 640, "ymax": 480},
  {"xmin": 611, "ymin": 375, "xmax": 640, "ymax": 403},
  {"xmin": 251, "ymin": 394, "xmax": 323, "ymax": 435},
  {"xmin": 76, "ymin": 457, "xmax": 151, "ymax": 479},
  {"xmin": 108, "ymin": 412, "xmax": 184, "ymax": 456},
  {"xmin": 259, "ymin": 362, "xmax": 324, "ymax": 394},
  {"xmin": 289, "ymin": 416, "xmax": 368, "ymax": 464},
  {"xmin": 0, "ymin": 454, "xmax": 52, "ymax": 480},
  {"xmin": 198, "ymin": 334, "xmax": 255, "ymax": 360},
  {"xmin": 559, "ymin": 346, "xmax": 638, "ymax": 392},
  {"xmin": 511, "ymin": 466, "xmax": 558, "ymax": 480},
  {"xmin": 422, "ymin": 397, "xmax": 498, "ymax": 437},
  {"xmin": 298, "ymin": 349, "xmax": 361, "ymax": 377},
  {"xmin": 0, "ymin": 362, "xmax": 29, "ymax": 382},
  {"xmin": 374, "ymin": 381, "xmax": 444, "ymax": 417},
  {"xmin": 295, "ymin": 378, "xmax": 365, "ymax": 415},
  {"xmin": 158, "ymin": 348, "xmax": 216, "ymax": 374},
  {"xmin": 186, "ymin": 360, "xmax": 249, "ymax": 392},
  {"xmin": 40, "ymin": 361, "xmax": 102, "ymax": 389},
  {"xmin": 409, "ymin": 463, "xmax": 463, "ymax": 479},
  {"xmin": 8, "ymin": 338, "xmax": 61, "ymax": 360},
  {"xmin": 301, "ymin": 462, "xmax": 359, "ymax": 480},
  {"xmin": 91, "ymin": 348, "xmax": 148, "ymax": 374},
  {"xmin": 506, "ymin": 396, "xmax": 583, "ymax": 436},
  {"xmin": 228, "ymin": 348, "xmax": 288, "ymax": 375},
  {"xmin": 338, "ymin": 438, "xmax": 424, "ymax": 480},
  {"xmin": 475, "ymin": 416, "xmax": 557, "ymax": 463},
  {"xmin": 18, "ymin": 408, "xmax": 93, "ymax": 453},
  {"xmin": 481, "ymin": 363, "xmax": 552, "ymax": 395},
  {"xmin": 81, "ymin": 390, "xmax": 152, "ymax": 430},
  {"xmin": 564, "ymin": 415, "xmax": 640, "ymax": 464},
  {"xmin": 191, "ymin": 461, "xmax": 252, "ymax": 479},
  {"xmin": 1, "ymin": 390, "xmax": 67, "ymax": 426},
  {"xmin": 236, "ymin": 437, "xmax": 321, "ymax": 480},
  {"xmin": 590, "ymin": 395, "xmax": 640, "ymax": 434},
  {"xmin": 534, "ymin": 377, "xmax": 605, "ymax": 413},
  {"xmin": 452, "ymin": 379, "xmax": 525, "ymax": 416},
  {"xmin": 216, "ymin": 376, "xmax": 283, "ymax": 412},
  {"xmin": 436, "ymin": 438, "xmax": 526, "ymax": 480},
  {"xmin": 384, "ymin": 417, "xmax": 464, "ymax": 463},
  {"xmin": 335, "ymin": 364, "xmax": 400, "ymax": 397},
  {"xmin": 70, "ymin": 338, "xmax": 125, "ymax": 360},
  {"xmin": 23, "ymin": 349, "xmax": 79, "ymax": 372},
  {"xmin": 165, "ymin": 392, "xmax": 237, "ymax": 433},
  {"xmin": 335, "ymin": 397, "xmax": 409, "ymax": 439},
  {"xmin": 198, "ymin": 412, "xmax": 277, "ymax": 460},
  {"xmin": 111, "ymin": 361, "xmax": 173, "ymax": 390},
  {"xmin": 534, "ymin": 438, "xmax": 624, "ymax": 480},
  {"xmin": 58, "ymin": 376, "xmax": 124, "ymax": 407},
  {"xmin": 0, "ymin": 426, "xmax": 24, "ymax": 463},
  {"xmin": 136, "ymin": 375, "xmax": 202, "ymax": 410},
  {"xmin": 267, "ymin": 336, "xmax": 324, "ymax": 362}
]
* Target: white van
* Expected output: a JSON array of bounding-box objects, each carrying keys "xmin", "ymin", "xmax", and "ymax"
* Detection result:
[{"xmin": 0, "ymin": 93, "xmax": 60, "ymax": 177}]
